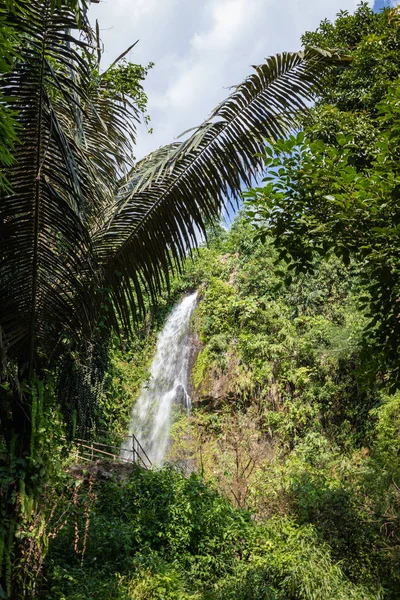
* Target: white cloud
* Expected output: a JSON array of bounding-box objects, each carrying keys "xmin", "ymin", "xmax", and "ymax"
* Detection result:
[{"xmin": 90, "ymin": 0, "xmax": 373, "ymax": 160}]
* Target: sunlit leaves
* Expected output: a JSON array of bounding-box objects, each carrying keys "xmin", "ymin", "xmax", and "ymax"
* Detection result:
[{"xmin": 244, "ymin": 80, "xmax": 400, "ymax": 387}]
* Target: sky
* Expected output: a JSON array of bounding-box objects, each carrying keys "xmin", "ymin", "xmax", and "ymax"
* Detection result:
[
  {"xmin": 89, "ymin": 0, "xmax": 393, "ymax": 161},
  {"xmin": 374, "ymin": 0, "xmax": 399, "ymax": 8}
]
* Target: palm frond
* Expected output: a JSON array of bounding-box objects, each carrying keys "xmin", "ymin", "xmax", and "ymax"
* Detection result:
[
  {"xmin": 0, "ymin": 0, "xmax": 99, "ymax": 370},
  {"xmin": 0, "ymin": 3, "xmax": 346, "ymax": 377},
  {"xmin": 94, "ymin": 48, "xmax": 341, "ymax": 329}
]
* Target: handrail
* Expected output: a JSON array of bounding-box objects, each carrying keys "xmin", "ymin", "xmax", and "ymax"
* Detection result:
[
  {"xmin": 123, "ymin": 435, "xmax": 152, "ymax": 469},
  {"xmin": 73, "ymin": 433, "xmax": 152, "ymax": 469}
]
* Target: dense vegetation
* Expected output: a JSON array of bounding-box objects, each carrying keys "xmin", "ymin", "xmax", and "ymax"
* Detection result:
[
  {"xmin": 0, "ymin": 1, "xmax": 331, "ymax": 597},
  {"xmin": 2, "ymin": 1, "xmax": 400, "ymax": 598},
  {"xmin": 40, "ymin": 5, "xmax": 400, "ymax": 599},
  {"xmin": 42, "ymin": 218, "xmax": 400, "ymax": 599},
  {"xmin": 245, "ymin": 2, "xmax": 400, "ymax": 386}
]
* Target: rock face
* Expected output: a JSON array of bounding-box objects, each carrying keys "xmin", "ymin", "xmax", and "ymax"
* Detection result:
[
  {"xmin": 192, "ymin": 348, "xmax": 252, "ymax": 411},
  {"xmin": 187, "ymin": 332, "xmax": 203, "ymax": 396},
  {"xmin": 68, "ymin": 460, "xmax": 141, "ymax": 482}
]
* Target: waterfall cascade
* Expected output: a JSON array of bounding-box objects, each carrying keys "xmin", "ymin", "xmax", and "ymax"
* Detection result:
[{"xmin": 121, "ymin": 292, "xmax": 198, "ymax": 466}]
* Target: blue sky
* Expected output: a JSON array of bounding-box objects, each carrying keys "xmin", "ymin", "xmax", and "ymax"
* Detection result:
[{"xmin": 374, "ymin": 0, "xmax": 399, "ymax": 8}]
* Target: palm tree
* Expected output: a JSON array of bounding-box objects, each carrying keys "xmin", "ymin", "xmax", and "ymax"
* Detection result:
[{"xmin": 0, "ymin": 0, "xmax": 338, "ymax": 596}]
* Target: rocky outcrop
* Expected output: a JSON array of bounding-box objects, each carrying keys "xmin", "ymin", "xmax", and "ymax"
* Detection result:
[{"xmin": 68, "ymin": 459, "xmax": 142, "ymax": 482}]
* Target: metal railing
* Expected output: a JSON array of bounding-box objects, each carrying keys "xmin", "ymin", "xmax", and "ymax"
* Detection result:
[{"xmin": 73, "ymin": 433, "xmax": 152, "ymax": 469}]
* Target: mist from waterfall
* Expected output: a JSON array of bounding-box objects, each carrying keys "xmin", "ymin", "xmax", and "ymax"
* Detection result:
[{"xmin": 121, "ymin": 292, "xmax": 197, "ymax": 467}]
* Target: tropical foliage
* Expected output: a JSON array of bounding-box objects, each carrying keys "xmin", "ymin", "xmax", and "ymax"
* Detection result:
[
  {"xmin": 40, "ymin": 6, "xmax": 400, "ymax": 598},
  {"xmin": 0, "ymin": 0, "xmax": 21, "ymax": 190},
  {"xmin": 243, "ymin": 3, "xmax": 400, "ymax": 386},
  {"xmin": 43, "ymin": 466, "xmax": 379, "ymax": 600},
  {"xmin": 43, "ymin": 215, "xmax": 400, "ymax": 599},
  {"xmin": 0, "ymin": 0, "xmax": 340, "ymax": 596},
  {"xmin": 3, "ymin": 1, "xmax": 400, "ymax": 598}
]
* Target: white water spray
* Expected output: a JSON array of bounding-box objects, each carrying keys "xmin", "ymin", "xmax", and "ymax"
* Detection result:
[{"xmin": 121, "ymin": 292, "xmax": 197, "ymax": 466}]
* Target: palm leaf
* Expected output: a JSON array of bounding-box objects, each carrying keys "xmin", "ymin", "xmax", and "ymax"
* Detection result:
[
  {"xmin": 93, "ymin": 48, "xmax": 340, "ymax": 330},
  {"xmin": 0, "ymin": 0, "xmax": 345, "ymax": 375},
  {"xmin": 0, "ymin": 0, "xmax": 100, "ymax": 371}
]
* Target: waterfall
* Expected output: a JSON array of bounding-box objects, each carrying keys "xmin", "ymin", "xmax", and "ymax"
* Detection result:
[{"xmin": 121, "ymin": 292, "xmax": 197, "ymax": 467}]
